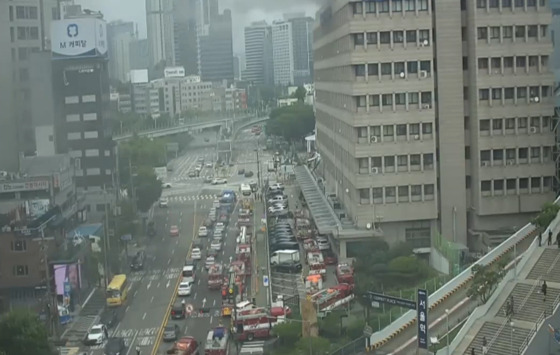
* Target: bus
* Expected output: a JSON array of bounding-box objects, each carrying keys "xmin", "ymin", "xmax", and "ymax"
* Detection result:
[
  {"xmin": 106, "ymin": 274, "xmax": 129, "ymax": 307},
  {"xmin": 240, "ymin": 184, "xmax": 252, "ymax": 197}
]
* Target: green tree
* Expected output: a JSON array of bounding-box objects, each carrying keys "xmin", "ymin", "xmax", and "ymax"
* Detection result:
[
  {"xmin": 134, "ymin": 166, "xmax": 163, "ymax": 212},
  {"xmin": 265, "ymin": 104, "xmax": 315, "ymax": 141},
  {"xmin": 467, "ymin": 260, "xmax": 508, "ymax": 303},
  {"xmin": 532, "ymin": 202, "xmax": 560, "ymax": 229},
  {"xmin": 292, "ymin": 86, "xmax": 307, "ymax": 102},
  {"xmin": 272, "ymin": 321, "xmax": 301, "ymax": 347},
  {"xmin": 0, "ymin": 310, "xmax": 55, "ymax": 355},
  {"xmin": 295, "ymin": 336, "xmax": 331, "ymax": 355}
]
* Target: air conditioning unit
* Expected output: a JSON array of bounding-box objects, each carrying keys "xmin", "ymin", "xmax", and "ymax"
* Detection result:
[
  {"xmin": 530, "ymin": 127, "xmax": 537, "ymax": 133},
  {"xmin": 419, "ymin": 70, "xmax": 428, "ymax": 79},
  {"xmin": 413, "ymin": 135, "xmax": 420, "ymax": 140},
  {"xmin": 422, "ymin": 104, "xmax": 431, "ymax": 109},
  {"xmin": 530, "ymin": 96, "xmax": 540, "ymax": 103},
  {"xmin": 371, "ymin": 167, "xmax": 379, "ymax": 174},
  {"xmin": 399, "ymin": 72, "xmax": 405, "ymax": 79},
  {"xmin": 421, "ymin": 39, "xmax": 429, "ymax": 46},
  {"xmin": 507, "ymin": 160, "xmax": 515, "ymax": 165},
  {"xmin": 370, "ymin": 135, "xmax": 378, "ymax": 143},
  {"xmin": 482, "ymin": 161, "xmax": 489, "ymax": 167}
]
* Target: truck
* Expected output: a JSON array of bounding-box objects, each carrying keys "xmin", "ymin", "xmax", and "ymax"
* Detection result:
[
  {"xmin": 311, "ymin": 283, "xmax": 355, "ymax": 313},
  {"xmin": 166, "ymin": 336, "xmax": 200, "ymax": 355},
  {"xmin": 307, "ymin": 251, "xmax": 326, "ymax": 279},
  {"xmin": 208, "ymin": 263, "xmax": 224, "ymax": 290},
  {"xmin": 205, "ymin": 327, "xmax": 229, "ymax": 355},
  {"xmin": 336, "ymin": 263, "xmax": 355, "ymax": 285},
  {"xmin": 267, "ymin": 161, "xmax": 275, "ymax": 172},
  {"xmin": 232, "ymin": 307, "xmax": 282, "ymax": 341},
  {"xmin": 270, "ymin": 250, "xmax": 300, "ymax": 265}
]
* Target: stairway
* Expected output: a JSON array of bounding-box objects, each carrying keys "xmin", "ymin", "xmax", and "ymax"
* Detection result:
[
  {"xmin": 494, "ymin": 282, "xmax": 560, "ymax": 323},
  {"xmin": 463, "ymin": 321, "xmax": 531, "ymax": 355},
  {"xmin": 526, "ymin": 249, "xmax": 560, "ymax": 283}
]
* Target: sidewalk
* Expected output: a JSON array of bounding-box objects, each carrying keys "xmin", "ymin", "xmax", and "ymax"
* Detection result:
[{"xmin": 252, "ymin": 197, "xmax": 270, "ymax": 307}]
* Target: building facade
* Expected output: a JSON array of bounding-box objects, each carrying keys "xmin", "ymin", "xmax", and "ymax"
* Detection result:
[
  {"xmin": 243, "ymin": 21, "xmax": 274, "ymax": 86},
  {"xmin": 198, "ymin": 8, "xmax": 234, "ymax": 83},
  {"xmin": 272, "ymin": 20, "xmax": 295, "ymax": 86},
  {"xmin": 129, "ymin": 38, "xmax": 150, "ymax": 71},
  {"xmin": 152, "ymin": 73, "xmax": 213, "ymax": 117},
  {"xmin": 173, "ymin": 0, "xmax": 199, "ymax": 75},
  {"xmin": 286, "ymin": 14, "xmax": 314, "ymax": 85},
  {"xmin": 313, "ymin": 0, "xmax": 555, "ymax": 248},
  {"xmin": 146, "ymin": 0, "xmax": 175, "ymax": 70},
  {"xmin": 107, "ymin": 21, "xmax": 135, "ymax": 83}
]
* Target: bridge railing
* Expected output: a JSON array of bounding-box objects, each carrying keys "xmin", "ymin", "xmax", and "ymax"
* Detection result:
[{"xmin": 367, "ymin": 195, "xmax": 560, "ymax": 350}]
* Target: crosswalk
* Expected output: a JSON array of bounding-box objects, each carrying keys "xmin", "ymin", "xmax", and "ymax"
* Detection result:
[
  {"xmin": 89, "ymin": 327, "xmax": 159, "ymax": 349},
  {"xmin": 166, "ymin": 194, "xmax": 219, "ymax": 202},
  {"xmin": 64, "ymin": 315, "xmax": 99, "ymax": 344},
  {"xmin": 128, "ymin": 267, "xmax": 182, "ymax": 283}
]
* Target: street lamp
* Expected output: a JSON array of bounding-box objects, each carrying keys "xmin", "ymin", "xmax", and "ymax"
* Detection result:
[
  {"xmin": 510, "ymin": 321, "xmax": 515, "ymax": 354},
  {"xmin": 445, "ymin": 309, "xmax": 450, "ymax": 355}
]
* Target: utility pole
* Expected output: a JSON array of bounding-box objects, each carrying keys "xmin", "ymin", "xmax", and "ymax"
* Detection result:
[
  {"xmin": 102, "ymin": 187, "xmax": 111, "ymax": 287},
  {"xmin": 128, "ymin": 159, "xmax": 136, "ymax": 215},
  {"xmin": 256, "ymin": 140, "xmax": 262, "ymax": 189},
  {"xmin": 40, "ymin": 227, "xmax": 59, "ymax": 337}
]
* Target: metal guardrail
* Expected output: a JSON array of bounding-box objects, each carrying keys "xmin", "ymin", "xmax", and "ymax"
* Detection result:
[{"xmin": 519, "ymin": 310, "xmax": 546, "ymax": 354}]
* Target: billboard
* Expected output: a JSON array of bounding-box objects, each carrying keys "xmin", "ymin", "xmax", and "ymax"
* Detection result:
[
  {"xmin": 417, "ymin": 289, "xmax": 428, "ymax": 349},
  {"xmin": 51, "ymin": 18, "xmax": 107, "ymax": 59},
  {"xmin": 53, "ymin": 263, "xmax": 82, "ymax": 296},
  {"xmin": 164, "ymin": 66, "xmax": 186, "ymax": 78},
  {"xmin": 0, "ymin": 180, "xmax": 49, "ymax": 193},
  {"xmin": 25, "ymin": 199, "xmax": 51, "ymax": 219}
]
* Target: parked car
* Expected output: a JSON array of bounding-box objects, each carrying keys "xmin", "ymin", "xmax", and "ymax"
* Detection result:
[
  {"xmin": 238, "ymin": 169, "xmax": 245, "ymax": 175},
  {"xmin": 205, "ymin": 256, "xmax": 216, "ymax": 269},
  {"xmin": 191, "ymin": 248, "xmax": 202, "ymax": 260},
  {"xmin": 159, "ymin": 197, "xmax": 169, "ymax": 208},
  {"xmin": 163, "ymin": 324, "xmax": 180, "ymax": 342},
  {"xmin": 84, "ymin": 324, "xmax": 108, "ymax": 345},
  {"xmin": 244, "ymin": 171, "xmax": 254, "ymax": 178},
  {"xmin": 211, "ymin": 178, "xmax": 227, "ymax": 185},
  {"xmin": 198, "ymin": 226, "xmax": 208, "ymax": 237},
  {"xmin": 273, "ymin": 261, "xmax": 303, "ymax": 273},
  {"xmin": 177, "ymin": 282, "xmax": 192, "ymax": 296},
  {"xmin": 188, "ymin": 171, "xmax": 197, "ymax": 177},
  {"xmin": 210, "ymin": 239, "xmax": 222, "ymax": 251}
]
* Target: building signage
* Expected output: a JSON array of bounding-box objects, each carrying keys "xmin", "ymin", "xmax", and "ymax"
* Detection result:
[
  {"xmin": 0, "ymin": 180, "xmax": 49, "ymax": 193},
  {"xmin": 51, "ymin": 18, "xmax": 107, "ymax": 59},
  {"xmin": 365, "ymin": 292, "xmax": 417, "ymax": 309},
  {"xmin": 164, "ymin": 67, "xmax": 186, "ymax": 78},
  {"xmin": 417, "ymin": 289, "xmax": 428, "ymax": 349}
]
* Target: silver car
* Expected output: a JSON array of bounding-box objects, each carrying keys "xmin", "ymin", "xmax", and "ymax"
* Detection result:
[
  {"xmin": 210, "ymin": 239, "xmax": 222, "ymax": 251},
  {"xmin": 162, "ymin": 324, "xmax": 180, "ymax": 342}
]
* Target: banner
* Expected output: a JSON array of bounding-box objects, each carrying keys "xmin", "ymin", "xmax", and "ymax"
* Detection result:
[{"xmin": 417, "ymin": 289, "xmax": 428, "ymax": 349}]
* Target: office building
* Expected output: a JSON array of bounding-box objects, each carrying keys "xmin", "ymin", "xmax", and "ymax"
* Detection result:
[
  {"xmin": 30, "ymin": 51, "xmax": 56, "ymax": 156},
  {"xmin": 50, "ymin": 15, "xmax": 117, "ymax": 218},
  {"xmin": 313, "ymin": 0, "xmax": 555, "ymax": 248},
  {"xmin": 243, "ymin": 21, "xmax": 274, "ymax": 86},
  {"xmin": 173, "ymin": 0, "xmax": 199, "ymax": 75},
  {"xmin": 129, "ymin": 38, "xmax": 150, "ymax": 70},
  {"xmin": 146, "ymin": 0, "xmax": 175, "ymax": 69},
  {"xmin": 198, "ymin": 8, "xmax": 234, "ymax": 83},
  {"xmin": 0, "ymin": 0, "xmax": 59, "ymax": 170},
  {"xmin": 272, "ymin": 20, "xmax": 295, "ymax": 86},
  {"xmin": 129, "ymin": 69, "xmax": 160, "ymax": 118},
  {"xmin": 233, "ymin": 55, "xmax": 240, "ymax": 80},
  {"xmin": 107, "ymin": 21, "xmax": 135, "ymax": 83},
  {"xmin": 286, "ymin": 15, "xmax": 314, "ymax": 85}
]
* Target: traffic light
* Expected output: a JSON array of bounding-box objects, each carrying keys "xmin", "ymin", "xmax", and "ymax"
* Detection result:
[{"xmin": 229, "ymin": 288, "xmax": 234, "ymax": 295}]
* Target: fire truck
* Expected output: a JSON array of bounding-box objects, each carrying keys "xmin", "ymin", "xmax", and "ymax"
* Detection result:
[
  {"xmin": 166, "ymin": 336, "xmax": 200, "ymax": 355},
  {"xmin": 204, "ymin": 326, "xmax": 229, "ymax": 355},
  {"xmin": 336, "ymin": 263, "xmax": 355, "ymax": 285},
  {"xmin": 221, "ymin": 262, "xmax": 246, "ymax": 317},
  {"xmin": 310, "ymin": 283, "xmax": 355, "ymax": 313},
  {"xmin": 231, "ymin": 306, "xmax": 281, "ymax": 341},
  {"xmin": 235, "ymin": 244, "xmax": 251, "ymax": 274},
  {"xmin": 307, "ymin": 250, "xmax": 326, "ymax": 279},
  {"xmin": 208, "ymin": 263, "xmax": 224, "ymax": 290}
]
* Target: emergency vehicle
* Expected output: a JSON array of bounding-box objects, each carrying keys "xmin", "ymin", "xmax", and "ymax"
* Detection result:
[
  {"xmin": 311, "ymin": 283, "xmax": 355, "ymax": 313},
  {"xmin": 307, "ymin": 250, "xmax": 326, "ymax": 279},
  {"xmin": 204, "ymin": 326, "xmax": 229, "ymax": 355},
  {"xmin": 166, "ymin": 336, "xmax": 199, "ymax": 355},
  {"xmin": 235, "ymin": 244, "xmax": 251, "ymax": 274},
  {"xmin": 208, "ymin": 263, "xmax": 224, "ymax": 290},
  {"xmin": 232, "ymin": 306, "xmax": 283, "ymax": 341},
  {"xmin": 336, "ymin": 263, "xmax": 355, "ymax": 285}
]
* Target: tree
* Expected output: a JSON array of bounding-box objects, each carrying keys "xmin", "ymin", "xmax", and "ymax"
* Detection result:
[
  {"xmin": 265, "ymin": 104, "xmax": 315, "ymax": 141},
  {"xmin": 0, "ymin": 310, "xmax": 55, "ymax": 355},
  {"xmin": 295, "ymin": 336, "xmax": 331, "ymax": 355},
  {"xmin": 532, "ymin": 202, "xmax": 560, "ymax": 229},
  {"xmin": 292, "ymin": 86, "xmax": 307, "ymax": 103},
  {"xmin": 134, "ymin": 166, "xmax": 163, "ymax": 212},
  {"xmin": 467, "ymin": 259, "xmax": 508, "ymax": 304},
  {"xmin": 272, "ymin": 321, "xmax": 301, "ymax": 347}
]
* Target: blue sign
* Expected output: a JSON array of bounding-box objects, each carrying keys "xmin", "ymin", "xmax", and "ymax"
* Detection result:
[
  {"xmin": 417, "ymin": 289, "xmax": 428, "ymax": 349},
  {"xmin": 120, "ymin": 234, "xmax": 132, "ymax": 241},
  {"xmin": 263, "ymin": 275, "xmax": 269, "ymax": 287}
]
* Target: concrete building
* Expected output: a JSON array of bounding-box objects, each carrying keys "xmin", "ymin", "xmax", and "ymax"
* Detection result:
[
  {"xmin": 30, "ymin": 51, "xmax": 57, "ymax": 157},
  {"xmin": 0, "ymin": 0, "xmax": 59, "ymax": 170},
  {"xmin": 129, "ymin": 38, "xmax": 150, "ymax": 71},
  {"xmin": 313, "ymin": 0, "xmax": 555, "ymax": 249},
  {"xmin": 285, "ymin": 14, "xmax": 314, "ymax": 85},
  {"xmin": 233, "ymin": 55, "xmax": 240, "ymax": 80},
  {"xmin": 107, "ymin": 21, "xmax": 135, "ymax": 83},
  {"xmin": 152, "ymin": 71, "xmax": 213, "ymax": 117},
  {"xmin": 224, "ymin": 87, "xmax": 248, "ymax": 111},
  {"xmin": 173, "ymin": 0, "xmax": 199, "ymax": 75},
  {"xmin": 243, "ymin": 21, "xmax": 274, "ymax": 86},
  {"xmin": 130, "ymin": 69, "xmax": 161, "ymax": 118},
  {"xmin": 198, "ymin": 8, "xmax": 234, "ymax": 83},
  {"xmin": 146, "ymin": 0, "xmax": 175, "ymax": 69},
  {"xmin": 272, "ymin": 20, "xmax": 295, "ymax": 86}
]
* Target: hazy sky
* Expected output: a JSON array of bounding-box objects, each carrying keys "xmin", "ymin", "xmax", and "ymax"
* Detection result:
[{"xmin": 76, "ymin": 0, "xmax": 321, "ymax": 54}]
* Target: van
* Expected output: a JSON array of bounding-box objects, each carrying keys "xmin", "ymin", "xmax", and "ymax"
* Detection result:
[
  {"xmin": 130, "ymin": 251, "xmax": 145, "ymax": 270},
  {"xmin": 240, "ymin": 184, "xmax": 252, "ymax": 197},
  {"xmin": 270, "ymin": 250, "xmax": 300, "ymax": 265},
  {"xmin": 182, "ymin": 265, "xmax": 195, "ymax": 283}
]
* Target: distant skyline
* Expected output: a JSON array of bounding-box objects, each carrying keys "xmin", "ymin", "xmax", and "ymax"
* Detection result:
[{"xmin": 75, "ymin": 0, "xmax": 320, "ymax": 54}]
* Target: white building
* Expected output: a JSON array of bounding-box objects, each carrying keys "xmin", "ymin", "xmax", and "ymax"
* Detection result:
[
  {"xmin": 146, "ymin": 0, "xmax": 175, "ymax": 69},
  {"xmin": 271, "ymin": 20, "xmax": 295, "ymax": 86}
]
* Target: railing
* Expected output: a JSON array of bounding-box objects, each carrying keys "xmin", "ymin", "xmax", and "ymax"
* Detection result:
[
  {"xmin": 514, "ymin": 276, "xmax": 542, "ymax": 318},
  {"xmin": 367, "ymin": 195, "xmax": 560, "ymax": 349},
  {"xmin": 330, "ymin": 336, "xmax": 366, "ymax": 355},
  {"xmin": 519, "ymin": 311, "xmax": 546, "ymax": 354}
]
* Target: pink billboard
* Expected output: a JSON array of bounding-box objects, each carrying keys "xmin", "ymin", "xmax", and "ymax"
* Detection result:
[{"xmin": 53, "ymin": 263, "xmax": 82, "ymax": 296}]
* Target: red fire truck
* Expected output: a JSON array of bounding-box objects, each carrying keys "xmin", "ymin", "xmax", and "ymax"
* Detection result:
[
  {"xmin": 208, "ymin": 263, "xmax": 224, "ymax": 290},
  {"xmin": 204, "ymin": 326, "xmax": 229, "ymax": 355},
  {"xmin": 307, "ymin": 250, "xmax": 326, "ymax": 279},
  {"xmin": 221, "ymin": 263, "xmax": 246, "ymax": 317},
  {"xmin": 311, "ymin": 283, "xmax": 355, "ymax": 313},
  {"xmin": 235, "ymin": 244, "xmax": 251, "ymax": 274},
  {"xmin": 166, "ymin": 336, "xmax": 200, "ymax": 355},
  {"xmin": 336, "ymin": 263, "xmax": 355, "ymax": 285},
  {"xmin": 231, "ymin": 306, "xmax": 280, "ymax": 341}
]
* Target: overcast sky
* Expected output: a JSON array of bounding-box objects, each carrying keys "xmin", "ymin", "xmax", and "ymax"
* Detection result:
[{"xmin": 76, "ymin": 0, "xmax": 321, "ymax": 55}]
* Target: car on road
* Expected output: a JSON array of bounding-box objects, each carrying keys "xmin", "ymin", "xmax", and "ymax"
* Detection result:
[
  {"xmin": 203, "ymin": 176, "xmax": 213, "ymax": 183},
  {"xmin": 205, "ymin": 162, "xmax": 213, "ymax": 168},
  {"xmin": 163, "ymin": 324, "xmax": 181, "ymax": 342},
  {"xmin": 244, "ymin": 171, "xmax": 254, "ymax": 178},
  {"xmin": 99, "ymin": 309, "xmax": 118, "ymax": 329},
  {"xmin": 177, "ymin": 281, "xmax": 192, "ymax": 296},
  {"xmin": 238, "ymin": 168, "xmax": 245, "ymax": 175},
  {"xmin": 269, "ymin": 183, "xmax": 284, "ymax": 191},
  {"xmin": 104, "ymin": 337, "xmax": 126, "ymax": 355},
  {"xmin": 198, "ymin": 226, "xmax": 208, "ymax": 237},
  {"xmin": 207, "ymin": 248, "xmax": 219, "ymax": 258},
  {"xmin": 84, "ymin": 324, "xmax": 107, "ymax": 345},
  {"xmin": 130, "ymin": 250, "xmax": 145, "ymax": 270},
  {"xmin": 191, "ymin": 247, "xmax": 202, "ymax": 260},
  {"xmin": 210, "ymin": 239, "xmax": 222, "ymax": 251},
  {"xmin": 205, "ymin": 256, "xmax": 216, "ymax": 269},
  {"xmin": 169, "ymin": 225, "xmax": 179, "ymax": 237},
  {"xmin": 317, "ymin": 239, "xmax": 330, "ymax": 250},
  {"xmin": 159, "ymin": 197, "xmax": 169, "ymax": 208},
  {"xmin": 268, "ymin": 206, "xmax": 286, "ymax": 213},
  {"xmin": 162, "ymin": 182, "xmax": 172, "ymax": 189},
  {"xmin": 268, "ymin": 196, "xmax": 286, "ymax": 204},
  {"xmin": 188, "ymin": 171, "xmax": 197, "ymax": 177},
  {"xmin": 203, "ymin": 218, "xmax": 214, "ymax": 228},
  {"xmin": 171, "ymin": 303, "xmax": 186, "ymax": 319},
  {"xmin": 211, "ymin": 178, "xmax": 227, "ymax": 185},
  {"xmin": 182, "ymin": 265, "xmax": 195, "ymax": 283},
  {"xmin": 272, "ymin": 261, "xmax": 303, "ymax": 274}
]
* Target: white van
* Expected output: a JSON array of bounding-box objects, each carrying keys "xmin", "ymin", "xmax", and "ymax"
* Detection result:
[{"xmin": 240, "ymin": 184, "xmax": 252, "ymax": 197}]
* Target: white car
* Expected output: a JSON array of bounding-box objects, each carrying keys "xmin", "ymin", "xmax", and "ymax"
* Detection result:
[
  {"xmin": 191, "ymin": 247, "xmax": 202, "ymax": 260},
  {"xmin": 268, "ymin": 206, "xmax": 285, "ymax": 213},
  {"xmin": 211, "ymin": 178, "xmax": 227, "ymax": 185},
  {"xmin": 159, "ymin": 197, "xmax": 169, "ymax": 208},
  {"xmin": 269, "ymin": 183, "xmax": 284, "ymax": 191},
  {"xmin": 177, "ymin": 282, "xmax": 192, "ymax": 296},
  {"xmin": 85, "ymin": 324, "xmax": 107, "ymax": 345},
  {"xmin": 205, "ymin": 256, "xmax": 216, "ymax": 269},
  {"xmin": 215, "ymin": 222, "xmax": 225, "ymax": 229},
  {"xmin": 162, "ymin": 182, "xmax": 172, "ymax": 189},
  {"xmin": 205, "ymin": 162, "xmax": 213, "ymax": 168},
  {"xmin": 198, "ymin": 226, "xmax": 208, "ymax": 237},
  {"xmin": 268, "ymin": 196, "xmax": 285, "ymax": 204},
  {"xmin": 317, "ymin": 239, "xmax": 330, "ymax": 251},
  {"xmin": 210, "ymin": 239, "xmax": 222, "ymax": 251}
]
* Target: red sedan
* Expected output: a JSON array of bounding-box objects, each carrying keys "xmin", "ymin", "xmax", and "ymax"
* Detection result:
[{"xmin": 169, "ymin": 225, "xmax": 179, "ymax": 237}]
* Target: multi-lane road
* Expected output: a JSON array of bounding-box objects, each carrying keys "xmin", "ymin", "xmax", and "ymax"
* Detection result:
[{"xmin": 78, "ymin": 127, "xmax": 275, "ymax": 355}]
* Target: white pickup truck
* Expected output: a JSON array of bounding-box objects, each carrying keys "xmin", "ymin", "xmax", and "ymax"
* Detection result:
[{"xmin": 270, "ymin": 250, "xmax": 300, "ymax": 265}]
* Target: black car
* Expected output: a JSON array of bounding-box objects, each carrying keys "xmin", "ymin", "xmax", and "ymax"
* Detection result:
[
  {"xmin": 171, "ymin": 303, "xmax": 185, "ymax": 319},
  {"xmin": 185, "ymin": 258, "xmax": 197, "ymax": 271},
  {"xmin": 99, "ymin": 309, "xmax": 118, "ymax": 329},
  {"xmin": 271, "ymin": 226, "xmax": 293, "ymax": 233},
  {"xmin": 238, "ymin": 169, "xmax": 245, "ymax": 175},
  {"xmin": 163, "ymin": 324, "xmax": 180, "ymax": 341},
  {"xmin": 130, "ymin": 251, "xmax": 145, "ymax": 270},
  {"xmin": 269, "ymin": 242, "xmax": 299, "ymax": 251},
  {"xmin": 270, "ymin": 230, "xmax": 294, "ymax": 237},
  {"xmin": 244, "ymin": 171, "xmax": 254, "ymax": 178},
  {"xmin": 273, "ymin": 261, "xmax": 303, "ymax": 273},
  {"xmin": 104, "ymin": 337, "xmax": 126, "ymax": 355}
]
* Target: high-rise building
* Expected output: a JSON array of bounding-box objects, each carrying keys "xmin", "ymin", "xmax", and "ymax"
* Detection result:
[
  {"xmin": 50, "ymin": 14, "xmax": 116, "ymax": 217},
  {"xmin": 243, "ymin": 21, "xmax": 274, "ymax": 86},
  {"xmin": 0, "ymin": 0, "xmax": 59, "ymax": 170},
  {"xmin": 173, "ymin": 0, "xmax": 199, "ymax": 75},
  {"xmin": 129, "ymin": 38, "xmax": 150, "ymax": 70},
  {"xmin": 286, "ymin": 15, "xmax": 314, "ymax": 85},
  {"xmin": 272, "ymin": 20, "xmax": 295, "ymax": 86},
  {"xmin": 146, "ymin": 0, "xmax": 175, "ymax": 70},
  {"xmin": 107, "ymin": 21, "xmax": 135, "ymax": 83},
  {"xmin": 314, "ymin": 0, "xmax": 555, "ymax": 248},
  {"xmin": 198, "ymin": 8, "xmax": 234, "ymax": 83},
  {"xmin": 233, "ymin": 55, "xmax": 240, "ymax": 80}
]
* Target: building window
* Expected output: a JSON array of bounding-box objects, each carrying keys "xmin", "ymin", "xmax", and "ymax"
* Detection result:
[
  {"xmin": 65, "ymin": 96, "xmax": 79, "ymax": 104},
  {"xmin": 479, "ymin": 89, "xmax": 489, "ymax": 101},
  {"xmin": 86, "ymin": 168, "xmax": 101, "ymax": 175},
  {"xmin": 84, "ymin": 131, "xmax": 99, "ymax": 139},
  {"xmin": 66, "ymin": 114, "xmax": 80, "ymax": 122},
  {"xmin": 381, "ymin": 63, "xmax": 392, "ymax": 75},
  {"xmin": 13, "ymin": 265, "xmax": 29, "ymax": 276},
  {"xmin": 16, "ymin": 26, "xmax": 39, "ymax": 40},
  {"xmin": 492, "ymin": 88, "xmax": 502, "ymax": 100},
  {"xmin": 382, "ymin": 94, "xmax": 393, "ymax": 106},
  {"xmin": 83, "ymin": 113, "xmax": 97, "ymax": 121},
  {"xmin": 418, "ymin": 0, "xmax": 428, "ymax": 10},
  {"xmin": 16, "ymin": 6, "xmax": 38, "ymax": 19},
  {"xmin": 369, "ymin": 95, "xmax": 380, "ymax": 107},
  {"xmin": 515, "ymin": 0, "xmax": 525, "ymax": 7},
  {"xmin": 408, "ymin": 92, "xmax": 419, "ymax": 104},
  {"xmin": 424, "ymin": 184, "xmax": 434, "ymax": 199},
  {"xmin": 392, "ymin": 0, "xmax": 403, "ymax": 11},
  {"xmin": 407, "ymin": 61, "xmax": 418, "ymax": 73},
  {"xmin": 422, "ymin": 123, "xmax": 433, "ymax": 134},
  {"xmin": 406, "ymin": 30, "xmax": 417, "ymax": 43},
  {"xmin": 364, "ymin": 1, "xmax": 375, "ymax": 13},
  {"xmin": 353, "ymin": 1, "xmax": 363, "ymax": 14},
  {"xmin": 477, "ymin": 0, "xmax": 487, "ymax": 7},
  {"xmin": 489, "ymin": 0, "xmax": 500, "ymax": 7},
  {"xmin": 477, "ymin": 27, "xmax": 488, "ymax": 40},
  {"xmin": 67, "ymin": 132, "xmax": 81, "ymax": 140},
  {"xmin": 82, "ymin": 95, "xmax": 96, "ymax": 103},
  {"xmin": 393, "ymin": 31, "xmax": 404, "ymax": 43},
  {"xmin": 367, "ymin": 32, "xmax": 378, "ymax": 44},
  {"xmin": 85, "ymin": 149, "xmax": 99, "ymax": 157},
  {"xmin": 515, "ymin": 26, "xmax": 525, "ymax": 39},
  {"xmin": 368, "ymin": 63, "xmax": 379, "ymax": 76},
  {"xmin": 404, "ymin": 0, "xmax": 416, "ymax": 11},
  {"xmin": 380, "ymin": 32, "xmax": 391, "ymax": 44},
  {"xmin": 409, "ymin": 124, "xmax": 420, "ymax": 135},
  {"xmin": 357, "ymin": 96, "xmax": 366, "ymax": 107},
  {"xmin": 385, "ymin": 187, "xmax": 396, "ymax": 202},
  {"xmin": 353, "ymin": 33, "xmax": 364, "ymax": 45},
  {"xmin": 379, "ymin": 0, "xmax": 390, "ymax": 12},
  {"xmin": 420, "ymin": 92, "xmax": 432, "ymax": 104},
  {"xmin": 355, "ymin": 65, "xmax": 365, "ymax": 77},
  {"xmin": 398, "ymin": 186, "xmax": 409, "ymax": 201},
  {"xmin": 503, "ymin": 26, "xmax": 513, "ymax": 39},
  {"xmin": 423, "ymin": 154, "xmax": 434, "ymax": 169},
  {"xmin": 517, "ymin": 87, "xmax": 527, "ymax": 99},
  {"xmin": 490, "ymin": 27, "xmax": 500, "ymax": 39},
  {"xmin": 11, "ymin": 240, "xmax": 27, "ymax": 251},
  {"xmin": 504, "ymin": 87, "xmax": 514, "ymax": 99},
  {"xmin": 395, "ymin": 93, "xmax": 406, "ymax": 105}
]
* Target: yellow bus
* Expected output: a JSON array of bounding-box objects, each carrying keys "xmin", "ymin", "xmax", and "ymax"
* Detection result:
[{"xmin": 106, "ymin": 274, "xmax": 129, "ymax": 307}]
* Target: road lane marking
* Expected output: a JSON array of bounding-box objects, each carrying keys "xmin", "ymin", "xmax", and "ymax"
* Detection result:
[
  {"xmin": 143, "ymin": 312, "xmax": 147, "ymax": 320},
  {"xmin": 151, "ymin": 296, "xmax": 154, "ymax": 303},
  {"xmin": 171, "ymin": 249, "xmax": 175, "ymax": 255},
  {"xmin": 210, "ymin": 315, "xmax": 213, "ymax": 323},
  {"xmin": 125, "ymin": 306, "xmax": 130, "ymax": 313},
  {"xmin": 125, "ymin": 330, "xmax": 139, "ymax": 355},
  {"xmin": 194, "ymin": 292, "xmax": 197, "ymax": 300},
  {"xmin": 184, "ymin": 326, "xmax": 189, "ymax": 334},
  {"xmin": 157, "ymin": 282, "xmax": 160, "ymax": 288},
  {"xmin": 197, "ymin": 279, "xmax": 201, "ymax": 285},
  {"xmin": 213, "ymin": 299, "xmax": 216, "ymax": 306},
  {"xmin": 134, "ymin": 290, "xmax": 138, "ymax": 297},
  {"xmin": 147, "ymin": 281, "xmax": 152, "ymax": 289},
  {"xmin": 166, "ymin": 280, "xmax": 171, "ymax": 288},
  {"xmin": 168, "ymin": 259, "xmax": 171, "ymax": 265}
]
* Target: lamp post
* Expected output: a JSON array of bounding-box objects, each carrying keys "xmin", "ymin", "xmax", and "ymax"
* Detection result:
[
  {"xmin": 510, "ymin": 321, "xmax": 515, "ymax": 355},
  {"xmin": 445, "ymin": 309, "xmax": 450, "ymax": 355}
]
